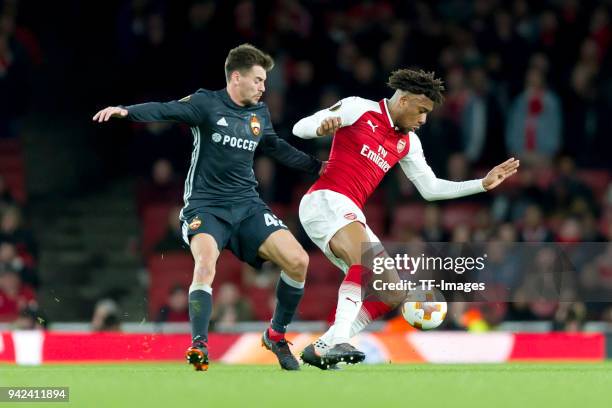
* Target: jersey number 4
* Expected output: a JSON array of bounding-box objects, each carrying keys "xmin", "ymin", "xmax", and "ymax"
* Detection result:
[{"xmin": 264, "ymin": 213, "xmax": 286, "ymax": 228}]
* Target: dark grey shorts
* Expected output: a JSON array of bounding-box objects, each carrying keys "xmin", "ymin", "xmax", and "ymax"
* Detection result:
[{"xmin": 182, "ymin": 200, "xmax": 288, "ymax": 268}]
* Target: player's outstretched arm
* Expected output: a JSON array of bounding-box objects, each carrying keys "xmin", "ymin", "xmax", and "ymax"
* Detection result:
[
  {"xmin": 92, "ymin": 94, "xmax": 205, "ymax": 126},
  {"xmin": 400, "ymin": 135, "xmax": 519, "ymax": 201},
  {"xmin": 92, "ymin": 106, "xmax": 128, "ymax": 122},
  {"xmin": 481, "ymin": 158, "xmax": 520, "ymax": 190}
]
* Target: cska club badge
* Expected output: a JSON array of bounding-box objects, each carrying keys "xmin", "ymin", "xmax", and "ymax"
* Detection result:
[
  {"xmin": 397, "ymin": 139, "xmax": 406, "ymax": 153},
  {"xmin": 250, "ymin": 114, "xmax": 261, "ymax": 136},
  {"xmin": 189, "ymin": 216, "xmax": 202, "ymax": 230}
]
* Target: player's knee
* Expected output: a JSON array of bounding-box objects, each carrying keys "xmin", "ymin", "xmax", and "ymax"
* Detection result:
[
  {"xmin": 193, "ymin": 260, "xmax": 216, "ymax": 284},
  {"xmin": 285, "ymin": 249, "xmax": 309, "ymax": 281}
]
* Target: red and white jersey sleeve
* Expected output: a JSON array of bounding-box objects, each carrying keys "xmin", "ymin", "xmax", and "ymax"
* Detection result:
[
  {"xmin": 292, "ymin": 96, "xmax": 374, "ymax": 138},
  {"xmin": 399, "ymin": 134, "xmax": 485, "ymax": 201}
]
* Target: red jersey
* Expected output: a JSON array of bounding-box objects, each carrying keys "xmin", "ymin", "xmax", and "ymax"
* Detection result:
[
  {"xmin": 303, "ymin": 97, "xmax": 410, "ymax": 208},
  {"xmin": 292, "ymin": 96, "xmax": 485, "ymax": 208}
]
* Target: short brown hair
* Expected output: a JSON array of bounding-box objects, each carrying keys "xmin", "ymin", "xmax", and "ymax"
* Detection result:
[
  {"xmin": 224, "ymin": 43, "xmax": 274, "ymax": 82},
  {"xmin": 387, "ymin": 69, "xmax": 445, "ymax": 104}
]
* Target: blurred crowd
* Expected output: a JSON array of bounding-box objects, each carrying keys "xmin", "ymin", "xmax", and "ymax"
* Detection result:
[
  {"xmin": 1, "ymin": 0, "xmax": 611, "ymax": 329},
  {"xmin": 0, "ymin": 175, "xmax": 41, "ymax": 326},
  {"xmin": 124, "ymin": 0, "xmax": 612, "ymax": 329},
  {"xmin": 96, "ymin": 0, "xmax": 612, "ymax": 172},
  {"xmin": 0, "ymin": 0, "xmax": 38, "ymax": 139}
]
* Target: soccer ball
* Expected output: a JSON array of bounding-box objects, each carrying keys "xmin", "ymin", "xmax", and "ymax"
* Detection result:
[{"xmin": 401, "ymin": 290, "xmax": 447, "ymax": 330}]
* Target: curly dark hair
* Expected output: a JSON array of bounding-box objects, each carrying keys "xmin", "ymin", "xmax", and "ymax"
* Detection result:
[
  {"xmin": 387, "ymin": 69, "xmax": 445, "ymax": 104},
  {"xmin": 224, "ymin": 43, "xmax": 274, "ymax": 81}
]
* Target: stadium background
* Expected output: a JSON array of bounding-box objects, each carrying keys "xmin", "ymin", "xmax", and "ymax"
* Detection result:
[{"xmin": 1, "ymin": 0, "xmax": 612, "ymax": 361}]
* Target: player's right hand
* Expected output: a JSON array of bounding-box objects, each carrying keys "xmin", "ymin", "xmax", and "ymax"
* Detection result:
[
  {"xmin": 92, "ymin": 106, "xmax": 128, "ymax": 123},
  {"xmin": 316, "ymin": 116, "xmax": 342, "ymax": 136}
]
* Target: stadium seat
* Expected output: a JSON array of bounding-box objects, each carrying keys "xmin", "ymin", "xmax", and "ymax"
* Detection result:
[
  {"xmin": 0, "ymin": 155, "xmax": 24, "ymax": 173},
  {"xmin": 307, "ymin": 252, "xmax": 342, "ymax": 284},
  {"xmin": 214, "ymin": 251, "xmax": 243, "ymax": 286},
  {"xmin": 441, "ymin": 203, "xmax": 483, "ymax": 230},
  {"xmin": 147, "ymin": 250, "xmax": 249, "ymax": 317},
  {"xmin": 0, "ymin": 138, "xmax": 22, "ymax": 155},
  {"xmin": 600, "ymin": 218, "xmax": 610, "ymax": 237},
  {"xmin": 141, "ymin": 203, "xmax": 175, "ymax": 256},
  {"xmin": 0, "ymin": 138, "xmax": 26, "ymax": 203},
  {"xmin": 245, "ymin": 286, "xmax": 273, "ymax": 321},
  {"xmin": 577, "ymin": 170, "xmax": 610, "ymax": 201},
  {"xmin": 0, "ymin": 169, "xmax": 26, "ymax": 203},
  {"xmin": 298, "ymin": 283, "xmax": 338, "ymax": 320},
  {"xmin": 535, "ymin": 167, "xmax": 556, "ymax": 189},
  {"xmin": 393, "ymin": 203, "xmax": 426, "ymax": 231},
  {"xmin": 364, "ymin": 203, "xmax": 387, "ymax": 235},
  {"xmin": 147, "ymin": 252, "xmax": 193, "ymax": 317},
  {"xmin": 599, "ymin": 206, "xmax": 612, "ymax": 236}
]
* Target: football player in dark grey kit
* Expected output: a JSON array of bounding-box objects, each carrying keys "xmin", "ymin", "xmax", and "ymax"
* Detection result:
[{"xmin": 93, "ymin": 44, "xmax": 324, "ymax": 371}]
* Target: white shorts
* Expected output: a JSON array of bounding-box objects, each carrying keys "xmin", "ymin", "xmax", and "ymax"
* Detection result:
[{"xmin": 299, "ymin": 189, "xmax": 382, "ymax": 274}]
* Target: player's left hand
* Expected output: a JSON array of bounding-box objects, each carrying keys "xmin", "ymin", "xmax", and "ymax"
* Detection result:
[
  {"xmin": 92, "ymin": 106, "xmax": 128, "ymax": 123},
  {"xmin": 316, "ymin": 116, "xmax": 342, "ymax": 136},
  {"xmin": 482, "ymin": 158, "xmax": 520, "ymax": 191}
]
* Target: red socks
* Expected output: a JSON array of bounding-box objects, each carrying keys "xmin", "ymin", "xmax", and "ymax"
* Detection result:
[
  {"xmin": 267, "ymin": 327, "xmax": 285, "ymax": 342},
  {"xmin": 362, "ymin": 300, "xmax": 392, "ymax": 320}
]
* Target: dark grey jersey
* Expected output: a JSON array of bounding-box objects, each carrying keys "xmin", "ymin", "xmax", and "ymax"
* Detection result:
[{"xmin": 125, "ymin": 89, "xmax": 321, "ymax": 220}]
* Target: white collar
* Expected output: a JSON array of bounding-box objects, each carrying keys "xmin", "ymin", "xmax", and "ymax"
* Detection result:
[
  {"xmin": 383, "ymin": 99, "xmax": 403, "ymax": 132},
  {"xmin": 383, "ymin": 99, "xmax": 395, "ymax": 128}
]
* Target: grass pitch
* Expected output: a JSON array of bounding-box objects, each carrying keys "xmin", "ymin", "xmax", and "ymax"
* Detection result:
[{"xmin": 2, "ymin": 362, "xmax": 612, "ymax": 408}]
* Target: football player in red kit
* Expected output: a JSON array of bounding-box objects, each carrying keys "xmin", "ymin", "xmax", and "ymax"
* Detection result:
[{"xmin": 293, "ymin": 69, "xmax": 519, "ymax": 368}]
